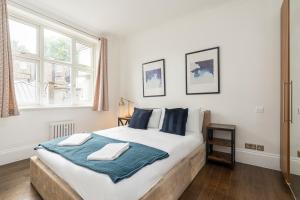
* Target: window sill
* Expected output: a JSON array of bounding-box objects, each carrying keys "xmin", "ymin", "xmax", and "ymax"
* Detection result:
[{"xmin": 19, "ymin": 105, "xmax": 93, "ymax": 111}]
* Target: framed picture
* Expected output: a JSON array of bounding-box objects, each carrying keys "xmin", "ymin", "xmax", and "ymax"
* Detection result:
[
  {"xmin": 142, "ymin": 59, "xmax": 166, "ymax": 97},
  {"xmin": 185, "ymin": 47, "xmax": 220, "ymax": 95}
]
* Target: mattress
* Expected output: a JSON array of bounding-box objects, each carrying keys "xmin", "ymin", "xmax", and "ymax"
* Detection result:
[{"xmin": 37, "ymin": 126, "xmax": 203, "ymax": 200}]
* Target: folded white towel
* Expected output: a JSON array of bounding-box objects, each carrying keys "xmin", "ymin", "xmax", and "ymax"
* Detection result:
[
  {"xmin": 58, "ymin": 133, "xmax": 92, "ymax": 146},
  {"xmin": 87, "ymin": 143, "xmax": 130, "ymax": 161}
]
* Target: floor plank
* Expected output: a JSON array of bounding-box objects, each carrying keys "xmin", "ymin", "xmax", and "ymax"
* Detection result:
[{"xmin": 0, "ymin": 160, "xmax": 293, "ymax": 200}]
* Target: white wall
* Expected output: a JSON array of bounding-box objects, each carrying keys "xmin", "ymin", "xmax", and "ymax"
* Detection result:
[
  {"xmin": 120, "ymin": 0, "xmax": 282, "ymax": 170},
  {"xmin": 0, "ymin": 35, "xmax": 120, "ymax": 165},
  {"xmin": 290, "ymin": 0, "xmax": 300, "ymax": 175}
]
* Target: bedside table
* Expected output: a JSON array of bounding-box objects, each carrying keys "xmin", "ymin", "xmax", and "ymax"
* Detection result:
[
  {"xmin": 118, "ymin": 117, "xmax": 131, "ymax": 126},
  {"xmin": 206, "ymin": 123, "xmax": 236, "ymax": 168}
]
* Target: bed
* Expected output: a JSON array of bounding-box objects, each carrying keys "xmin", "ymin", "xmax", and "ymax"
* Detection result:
[{"xmin": 30, "ymin": 110, "xmax": 210, "ymax": 200}]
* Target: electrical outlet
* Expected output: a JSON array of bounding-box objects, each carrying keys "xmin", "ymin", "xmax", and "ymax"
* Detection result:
[
  {"xmin": 257, "ymin": 145, "xmax": 264, "ymax": 151},
  {"xmin": 245, "ymin": 143, "xmax": 257, "ymax": 150},
  {"xmin": 298, "ymin": 150, "xmax": 300, "ymax": 158}
]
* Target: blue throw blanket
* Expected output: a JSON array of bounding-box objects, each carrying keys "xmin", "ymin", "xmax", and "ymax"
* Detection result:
[{"xmin": 36, "ymin": 133, "xmax": 169, "ymax": 183}]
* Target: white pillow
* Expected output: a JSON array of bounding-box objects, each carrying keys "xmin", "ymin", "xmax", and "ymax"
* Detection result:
[
  {"xmin": 186, "ymin": 108, "xmax": 204, "ymax": 135},
  {"xmin": 147, "ymin": 108, "xmax": 162, "ymax": 129},
  {"xmin": 158, "ymin": 108, "xmax": 165, "ymax": 129}
]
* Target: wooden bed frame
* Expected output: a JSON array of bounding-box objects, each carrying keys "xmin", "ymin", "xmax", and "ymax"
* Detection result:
[{"xmin": 30, "ymin": 110, "xmax": 211, "ymax": 200}]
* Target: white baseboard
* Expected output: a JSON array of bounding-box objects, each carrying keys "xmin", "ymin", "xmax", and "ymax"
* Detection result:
[
  {"xmin": 236, "ymin": 148, "xmax": 280, "ymax": 171},
  {"xmin": 291, "ymin": 156, "xmax": 300, "ymax": 176},
  {"xmin": 0, "ymin": 144, "xmax": 36, "ymax": 166}
]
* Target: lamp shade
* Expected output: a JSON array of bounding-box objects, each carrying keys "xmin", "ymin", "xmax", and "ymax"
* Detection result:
[
  {"xmin": 118, "ymin": 97, "xmax": 134, "ymax": 117},
  {"xmin": 119, "ymin": 97, "xmax": 126, "ymax": 106}
]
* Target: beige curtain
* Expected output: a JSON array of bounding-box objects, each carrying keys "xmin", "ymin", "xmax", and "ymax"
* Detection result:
[
  {"xmin": 93, "ymin": 37, "xmax": 109, "ymax": 111},
  {"xmin": 0, "ymin": 0, "xmax": 19, "ymax": 118}
]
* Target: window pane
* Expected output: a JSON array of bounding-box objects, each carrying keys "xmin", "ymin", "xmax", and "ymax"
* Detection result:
[
  {"xmin": 76, "ymin": 42, "xmax": 92, "ymax": 66},
  {"xmin": 13, "ymin": 60, "xmax": 38, "ymax": 105},
  {"xmin": 9, "ymin": 20, "xmax": 37, "ymax": 54},
  {"xmin": 43, "ymin": 62, "xmax": 71, "ymax": 105},
  {"xmin": 75, "ymin": 71, "xmax": 92, "ymax": 102},
  {"xmin": 44, "ymin": 29, "xmax": 71, "ymax": 62}
]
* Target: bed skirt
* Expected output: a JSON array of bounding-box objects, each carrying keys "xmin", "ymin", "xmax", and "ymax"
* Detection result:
[{"xmin": 30, "ymin": 143, "xmax": 205, "ymax": 200}]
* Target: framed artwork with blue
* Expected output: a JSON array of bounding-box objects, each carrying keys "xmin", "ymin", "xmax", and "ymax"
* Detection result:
[
  {"xmin": 185, "ymin": 47, "xmax": 220, "ymax": 95},
  {"xmin": 142, "ymin": 59, "xmax": 166, "ymax": 97}
]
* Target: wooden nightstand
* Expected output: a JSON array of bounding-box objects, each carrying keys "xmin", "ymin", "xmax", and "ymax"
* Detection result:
[
  {"xmin": 118, "ymin": 117, "xmax": 131, "ymax": 126},
  {"xmin": 206, "ymin": 123, "xmax": 236, "ymax": 168}
]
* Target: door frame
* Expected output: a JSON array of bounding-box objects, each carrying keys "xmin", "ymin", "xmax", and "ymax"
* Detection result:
[{"xmin": 280, "ymin": 0, "xmax": 290, "ymax": 184}]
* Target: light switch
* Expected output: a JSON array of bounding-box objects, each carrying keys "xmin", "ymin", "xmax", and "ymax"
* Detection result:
[{"xmin": 255, "ymin": 106, "xmax": 264, "ymax": 113}]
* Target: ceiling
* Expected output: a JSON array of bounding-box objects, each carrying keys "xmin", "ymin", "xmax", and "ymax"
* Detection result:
[{"xmin": 10, "ymin": 0, "xmax": 230, "ymax": 36}]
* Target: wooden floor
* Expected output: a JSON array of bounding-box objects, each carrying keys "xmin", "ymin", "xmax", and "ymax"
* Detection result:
[
  {"xmin": 291, "ymin": 174, "xmax": 300, "ymax": 199},
  {"xmin": 0, "ymin": 160, "xmax": 293, "ymax": 200},
  {"xmin": 180, "ymin": 163, "xmax": 293, "ymax": 200},
  {"xmin": 0, "ymin": 160, "xmax": 41, "ymax": 200}
]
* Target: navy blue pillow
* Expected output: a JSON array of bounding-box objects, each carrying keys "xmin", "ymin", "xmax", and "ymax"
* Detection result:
[
  {"xmin": 160, "ymin": 108, "xmax": 189, "ymax": 136},
  {"xmin": 129, "ymin": 108, "xmax": 153, "ymax": 129}
]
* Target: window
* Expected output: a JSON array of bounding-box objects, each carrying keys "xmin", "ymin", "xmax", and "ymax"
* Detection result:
[
  {"xmin": 75, "ymin": 71, "xmax": 93, "ymax": 102},
  {"xmin": 13, "ymin": 59, "xmax": 39, "ymax": 105},
  {"xmin": 76, "ymin": 42, "xmax": 92, "ymax": 66},
  {"xmin": 9, "ymin": 17, "xmax": 95, "ymax": 108},
  {"xmin": 9, "ymin": 19, "xmax": 38, "ymax": 55},
  {"xmin": 44, "ymin": 29, "xmax": 72, "ymax": 63},
  {"xmin": 43, "ymin": 62, "xmax": 72, "ymax": 105}
]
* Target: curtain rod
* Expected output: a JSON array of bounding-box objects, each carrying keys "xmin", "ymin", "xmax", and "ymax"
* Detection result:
[{"xmin": 8, "ymin": 0, "xmax": 100, "ymax": 40}]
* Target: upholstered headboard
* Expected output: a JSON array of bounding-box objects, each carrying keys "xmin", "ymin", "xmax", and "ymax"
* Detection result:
[{"xmin": 201, "ymin": 110, "xmax": 211, "ymax": 142}]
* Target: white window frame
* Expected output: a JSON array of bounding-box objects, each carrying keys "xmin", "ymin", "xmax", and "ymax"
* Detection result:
[{"xmin": 9, "ymin": 13, "xmax": 97, "ymax": 109}]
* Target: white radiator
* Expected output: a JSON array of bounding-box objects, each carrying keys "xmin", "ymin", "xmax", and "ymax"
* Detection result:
[{"xmin": 49, "ymin": 120, "xmax": 75, "ymax": 139}]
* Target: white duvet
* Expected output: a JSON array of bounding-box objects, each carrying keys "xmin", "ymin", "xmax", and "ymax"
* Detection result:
[{"xmin": 37, "ymin": 126, "xmax": 203, "ymax": 200}]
